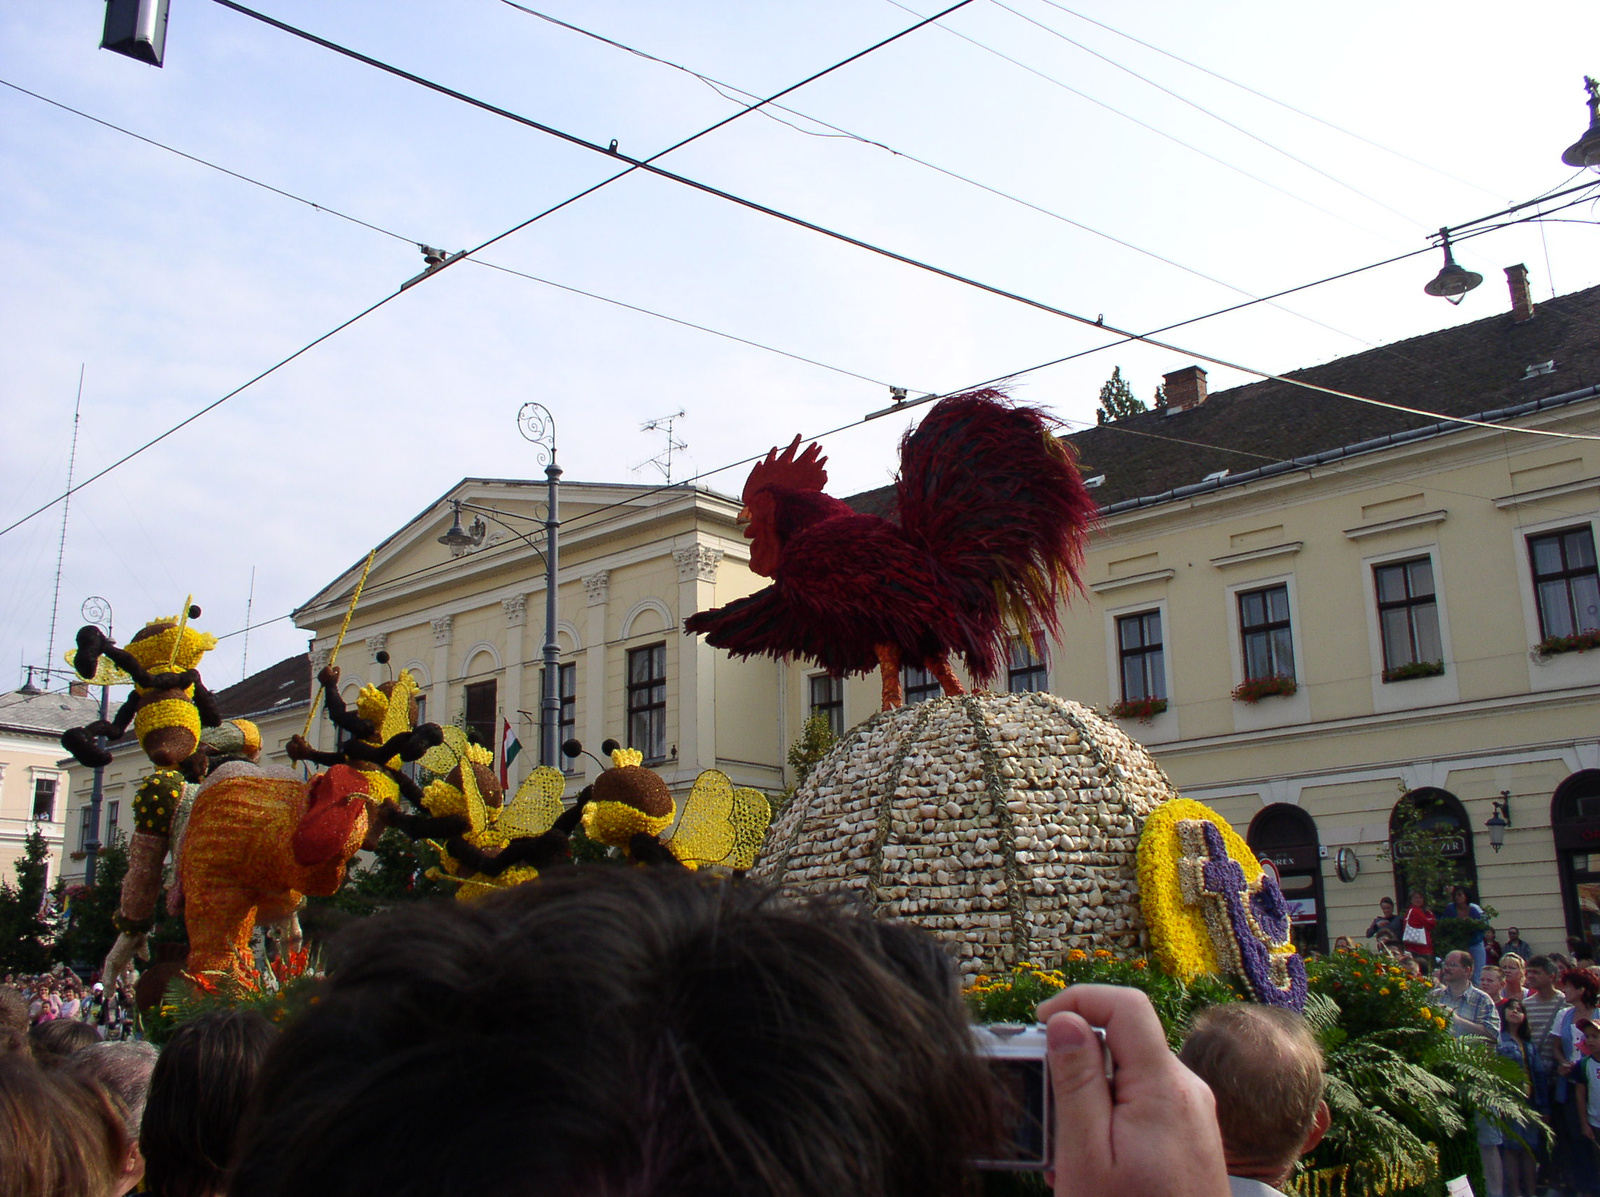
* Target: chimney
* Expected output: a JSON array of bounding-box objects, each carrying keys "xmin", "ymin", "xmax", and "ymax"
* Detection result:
[
  {"xmin": 1162, "ymin": 365, "xmax": 1208, "ymax": 414},
  {"xmin": 1506, "ymin": 264, "xmax": 1535, "ymax": 324},
  {"xmin": 69, "ymin": 680, "xmax": 89, "ymax": 698}
]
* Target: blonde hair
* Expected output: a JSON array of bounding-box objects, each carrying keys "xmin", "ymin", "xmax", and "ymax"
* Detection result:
[
  {"xmin": 1179, "ymin": 1004, "xmax": 1325, "ymax": 1173},
  {"xmin": 1501, "ymin": 953, "xmax": 1526, "ymax": 971}
]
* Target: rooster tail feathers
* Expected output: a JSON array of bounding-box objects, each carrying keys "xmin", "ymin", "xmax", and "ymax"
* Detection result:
[{"xmin": 896, "ymin": 390, "xmax": 1099, "ymax": 656}]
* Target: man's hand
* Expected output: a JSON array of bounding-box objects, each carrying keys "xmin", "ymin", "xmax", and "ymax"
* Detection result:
[
  {"xmin": 1037, "ymin": 985, "xmax": 1228, "ymax": 1197},
  {"xmin": 318, "ymin": 664, "xmax": 340, "ymax": 688}
]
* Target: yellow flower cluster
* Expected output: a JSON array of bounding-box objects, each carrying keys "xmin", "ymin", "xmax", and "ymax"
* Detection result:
[
  {"xmin": 1137, "ymin": 799, "xmax": 1260, "ymax": 979},
  {"xmin": 123, "ymin": 620, "xmax": 218, "ymax": 674},
  {"xmin": 582, "ymin": 799, "xmax": 674, "ymax": 849},
  {"xmin": 961, "ymin": 961, "xmax": 1067, "ymax": 998}
]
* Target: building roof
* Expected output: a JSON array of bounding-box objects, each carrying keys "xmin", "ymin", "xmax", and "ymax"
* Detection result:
[
  {"xmin": 0, "ymin": 688, "xmax": 100, "ymax": 738},
  {"xmin": 211, "ymin": 654, "xmax": 310, "ymax": 721},
  {"xmin": 845, "ymin": 282, "xmax": 1600, "ymax": 517}
]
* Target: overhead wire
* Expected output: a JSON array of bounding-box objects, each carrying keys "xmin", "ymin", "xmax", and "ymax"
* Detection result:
[
  {"xmin": 879, "ymin": 0, "xmax": 1410, "ymax": 248},
  {"xmin": 986, "ymin": 0, "xmax": 1427, "ymax": 229},
  {"xmin": 0, "ymin": 0, "xmax": 974, "ymax": 543},
  {"xmin": 497, "ymin": 0, "xmax": 1394, "ymax": 352},
  {"xmin": 1027, "ymin": 0, "xmax": 1507, "ymax": 202},
  {"xmin": 199, "ymin": 1, "xmax": 1600, "ymax": 445}
]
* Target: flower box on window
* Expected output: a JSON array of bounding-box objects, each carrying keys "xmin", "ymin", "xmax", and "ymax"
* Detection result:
[
  {"xmin": 1535, "ymin": 629, "xmax": 1600, "ymax": 659},
  {"xmin": 1109, "ymin": 696, "xmax": 1168, "ymax": 722},
  {"xmin": 1381, "ymin": 660, "xmax": 1445, "ymax": 684},
  {"xmin": 1232, "ymin": 675, "xmax": 1297, "ymax": 704}
]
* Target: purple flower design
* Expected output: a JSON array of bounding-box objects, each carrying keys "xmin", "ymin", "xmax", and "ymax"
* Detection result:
[{"xmin": 1196, "ymin": 822, "xmax": 1307, "ymax": 1010}]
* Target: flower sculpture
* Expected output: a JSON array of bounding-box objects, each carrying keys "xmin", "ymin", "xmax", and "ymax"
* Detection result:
[{"xmin": 1138, "ymin": 798, "xmax": 1306, "ymax": 1009}]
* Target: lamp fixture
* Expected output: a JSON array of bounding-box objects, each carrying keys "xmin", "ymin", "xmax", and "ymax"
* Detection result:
[
  {"xmin": 1485, "ymin": 789, "xmax": 1512, "ymax": 853},
  {"xmin": 1423, "ymin": 229, "xmax": 1482, "ymax": 304},
  {"xmin": 437, "ymin": 501, "xmax": 486, "ymax": 550},
  {"xmin": 1560, "ymin": 76, "xmax": 1600, "ymax": 169}
]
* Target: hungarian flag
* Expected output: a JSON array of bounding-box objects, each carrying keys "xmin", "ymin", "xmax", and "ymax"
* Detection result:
[{"xmin": 499, "ymin": 718, "xmax": 522, "ymax": 789}]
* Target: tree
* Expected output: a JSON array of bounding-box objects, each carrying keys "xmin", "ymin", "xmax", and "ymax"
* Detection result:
[
  {"xmin": 0, "ymin": 830, "xmax": 57, "ymax": 973},
  {"xmin": 1152, "ymin": 383, "xmax": 1167, "ymax": 411},
  {"xmin": 54, "ymin": 835, "xmax": 129, "ymax": 971},
  {"xmin": 777, "ymin": 714, "xmax": 839, "ymax": 811},
  {"xmin": 1095, "ymin": 367, "xmax": 1148, "ymax": 424}
]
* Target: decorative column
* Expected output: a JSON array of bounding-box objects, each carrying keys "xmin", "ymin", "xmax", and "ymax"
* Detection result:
[
  {"xmin": 430, "ymin": 616, "xmax": 453, "ymax": 728},
  {"xmin": 673, "ymin": 545, "xmax": 723, "ymax": 781},
  {"xmin": 309, "ymin": 646, "xmax": 333, "ymax": 753},
  {"xmin": 502, "ymin": 594, "xmax": 528, "ymax": 786},
  {"xmin": 582, "ymin": 571, "xmax": 610, "ymax": 782}
]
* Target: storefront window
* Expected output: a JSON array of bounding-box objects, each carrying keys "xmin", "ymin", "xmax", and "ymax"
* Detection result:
[
  {"xmin": 1248, "ymin": 803, "xmax": 1327, "ymax": 955},
  {"xmin": 1552, "ymin": 771, "xmax": 1600, "ymax": 939}
]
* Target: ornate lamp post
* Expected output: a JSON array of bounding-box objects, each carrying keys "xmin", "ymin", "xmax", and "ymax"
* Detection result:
[
  {"xmin": 79, "ymin": 596, "xmax": 114, "ymax": 886},
  {"xmin": 518, "ymin": 403, "xmax": 562, "ymax": 767}
]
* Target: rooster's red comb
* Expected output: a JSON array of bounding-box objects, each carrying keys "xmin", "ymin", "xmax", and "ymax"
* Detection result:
[{"xmin": 743, "ymin": 435, "xmax": 828, "ymax": 503}]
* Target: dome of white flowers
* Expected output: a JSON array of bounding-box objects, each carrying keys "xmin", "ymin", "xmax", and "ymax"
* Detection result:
[{"xmin": 752, "ymin": 691, "xmax": 1178, "ymax": 976}]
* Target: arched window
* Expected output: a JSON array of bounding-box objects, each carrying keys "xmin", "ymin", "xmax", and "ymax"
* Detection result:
[
  {"xmin": 1248, "ymin": 803, "xmax": 1327, "ymax": 955},
  {"xmin": 1551, "ymin": 771, "xmax": 1600, "ymax": 940},
  {"xmin": 1389, "ymin": 787, "xmax": 1480, "ymax": 908}
]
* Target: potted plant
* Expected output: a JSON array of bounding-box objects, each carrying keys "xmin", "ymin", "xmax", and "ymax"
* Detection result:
[
  {"xmin": 1232, "ymin": 674, "xmax": 1297, "ymax": 703},
  {"xmin": 1109, "ymin": 696, "xmax": 1168, "ymax": 722},
  {"xmin": 1535, "ymin": 628, "xmax": 1600, "ymax": 659},
  {"xmin": 1382, "ymin": 660, "xmax": 1444, "ymax": 683}
]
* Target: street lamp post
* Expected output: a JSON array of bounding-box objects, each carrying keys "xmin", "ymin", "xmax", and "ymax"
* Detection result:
[
  {"xmin": 80, "ymin": 596, "xmax": 113, "ymax": 887},
  {"xmin": 518, "ymin": 403, "xmax": 562, "ymax": 767}
]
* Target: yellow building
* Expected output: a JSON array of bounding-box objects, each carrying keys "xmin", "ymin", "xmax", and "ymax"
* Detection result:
[
  {"xmin": 0, "ymin": 683, "xmax": 98, "ymax": 884},
  {"xmin": 292, "ymin": 480, "xmax": 781, "ymax": 798},
  {"xmin": 811, "ymin": 272, "xmax": 1600, "ymax": 956}
]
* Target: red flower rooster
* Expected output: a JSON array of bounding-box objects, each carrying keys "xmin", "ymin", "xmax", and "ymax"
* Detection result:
[{"xmin": 685, "ymin": 389, "xmax": 1097, "ymax": 709}]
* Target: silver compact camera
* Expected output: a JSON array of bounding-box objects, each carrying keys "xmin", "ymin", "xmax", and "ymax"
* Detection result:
[{"xmin": 972, "ymin": 1023, "xmax": 1111, "ymax": 1171}]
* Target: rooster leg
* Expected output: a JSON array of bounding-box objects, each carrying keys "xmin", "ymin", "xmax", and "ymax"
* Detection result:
[
  {"xmin": 875, "ymin": 645, "xmax": 903, "ymax": 711},
  {"xmin": 929, "ymin": 656, "xmax": 967, "ymax": 697}
]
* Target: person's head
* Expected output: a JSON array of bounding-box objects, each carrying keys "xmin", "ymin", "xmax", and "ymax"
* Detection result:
[
  {"xmin": 1527, "ymin": 956, "xmax": 1557, "ymax": 993},
  {"xmin": 1485, "ymin": 928, "xmax": 1500, "ymax": 945},
  {"xmin": 71, "ymin": 1041, "xmax": 160, "ymax": 1195},
  {"xmin": 1379, "ymin": 897, "xmax": 1395, "ymax": 915},
  {"xmin": 1559, "ymin": 968, "xmax": 1600, "ymax": 1009},
  {"xmin": 1582, "ymin": 1018, "xmax": 1600, "ymax": 1056},
  {"xmin": 1178, "ymin": 1004, "xmax": 1328, "ymax": 1187},
  {"xmin": 1480, "ymin": 966, "xmax": 1505, "ymax": 999},
  {"xmin": 1333, "ymin": 936, "xmax": 1354, "ymax": 952},
  {"xmin": 1502, "ymin": 998, "xmax": 1530, "ymax": 1042},
  {"xmin": 1439, "ymin": 950, "xmax": 1474, "ymax": 986},
  {"xmin": 229, "ymin": 868, "xmax": 1000, "ymax": 1197},
  {"xmin": 1399, "ymin": 955, "xmax": 1422, "ymax": 976},
  {"xmin": 29, "ymin": 1017, "xmax": 101, "ymax": 1062},
  {"xmin": 143, "ymin": 1010, "xmax": 277, "ymax": 1197},
  {"xmin": 1502, "ymin": 954, "xmax": 1526, "ymax": 982},
  {"xmin": 1452, "ymin": 886, "xmax": 1471, "ymax": 907},
  {"xmin": 0, "ymin": 1055, "xmax": 129, "ymax": 1197},
  {"xmin": 1409, "ymin": 890, "xmax": 1425, "ymax": 908},
  {"xmin": 1508, "ymin": 927, "xmax": 1522, "ymax": 942}
]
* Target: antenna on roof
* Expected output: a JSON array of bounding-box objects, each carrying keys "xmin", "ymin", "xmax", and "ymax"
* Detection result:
[
  {"xmin": 632, "ymin": 411, "xmax": 688, "ymax": 484},
  {"xmin": 241, "ymin": 565, "xmax": 256, "ymax": 682}
]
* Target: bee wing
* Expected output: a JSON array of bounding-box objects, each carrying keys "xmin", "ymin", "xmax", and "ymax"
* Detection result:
[
  {"xmin": 723, "ymin": 786, "xmax": 773, "ymax": 870},
  {"xmin": 64, "ymin": 649, "xmax": 130, "ymax": 687},
  {"xmin": 500, "ymin": 766, "xmax": 567, "ymax": 837},
  {"xmin": 664, "ymin": 770, "xmax": 736, "ymax": 867},
  {"xmin": 378, "ymin": 670, "xmax": 419, "ymax": 745},
  {"xmin": 419, "ymin": 725, "xmax": 469, "ymax": 776},
  {"xmin": 457, "ymin": 747, "xmax": 489, "ymax": 836}
]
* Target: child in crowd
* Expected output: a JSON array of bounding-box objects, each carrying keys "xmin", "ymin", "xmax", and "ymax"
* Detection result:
[{"xmin": 1499, "ymin": 999, "xmax": 1545, "ymax": 1197}]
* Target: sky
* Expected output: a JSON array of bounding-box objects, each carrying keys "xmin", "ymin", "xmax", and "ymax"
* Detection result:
[{"xmin": 2, "ymin": 0, "xmax": 1598, "ymax": 692}]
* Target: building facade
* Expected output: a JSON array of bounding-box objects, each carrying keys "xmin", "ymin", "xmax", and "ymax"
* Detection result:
[
  {"xmin": 0, "ymin": 684, "xmax": 98, "ymax": 885},
  {"xmin": 813, "ymin": 274, "xmax": 1600, "ymax": 955}
]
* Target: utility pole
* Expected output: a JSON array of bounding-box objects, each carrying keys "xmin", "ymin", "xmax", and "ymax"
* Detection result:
[
  {"xmin": 79, "ymin": 597, "xmax": 114, "ymax": 887},
  {"xmin": 518, "ymin": 403, "xmax": 561, "ymax": 767}
]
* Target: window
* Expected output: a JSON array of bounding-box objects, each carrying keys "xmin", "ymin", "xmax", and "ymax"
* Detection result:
[
  {"xmin": 463, "ymin": 680, "xmax": 497, "ymax": 749},
  {"xmin": 414, "ymin": 694, "xmax": 427, "ymax": 726},
  {"xmin": 1529, "ymin": 527, "xmax": 1600, "ymax": 640},
  {"xmin": 1116, "ymin": 612, "xmax": 1165, "ymax": 701},
  {"xmin": 1007, "ymin": 638, "xmax": 1049, "ymax": 693},
  {"xmin": 77, "ymin": 804, "xmax": 95, "ymax": 851},
  {"xmin": 1238, "ymin": 585, "xmax": 1294, "ymax": 681},
  {"xmin": 628, "ymin": 645, "xmax": 667, "ymax": 762},
  {"xmin": 32, "ymin": 777, "xmax": 57, "ymax": 822},
  {"xmin": 540, "ymin": 663, "xmax": 578, "ymax": 763},
  {"xmin": 106, "ymin": 801, "xmax": 120, "ymax": 844},
  {"xmin": 902, "ymin": 664, "xmax": 940, "ymax": 705},
  {"xmin": 1374, "ymin": 557, "xmax": 1442, "ymax": 672},
  {"xmin": 809, "ymin": 674, "xmax": 844, "ymax": 736}
]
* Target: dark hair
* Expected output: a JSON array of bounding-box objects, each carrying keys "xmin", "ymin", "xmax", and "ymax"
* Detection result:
[
  {"xmin": 1560, "ymin": 969, "xmax": 1600, "ymax": 1007},
  {"xmin": 1451, "ymin": 886, "xmax": 1472, "ymax": 904},
  {"xmin": 28, "ymin": 1017, "xmax": 101, "ymax": 1062},
  {"xmin": 230, "ymin": 868, "xmax": 998, "ymax": 1197},
  {"xmin": 1527, "ymin": 955, "xmax": 1555, "ymax": 974},
  {"xmin": 1501, "ymin": 998, "xmax": 1531, "ymax": 1044},
  {"xmin": 142, "ymin": 1009, "xmax": 277, "ymax": 1197},
  {"xmin": 1379, "ymin": 896, "xmax": 1394, "ymax": 906},
  {"xmin": 0, "ymin": 1054, "xmax": 128, "ymax": 1197}
]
